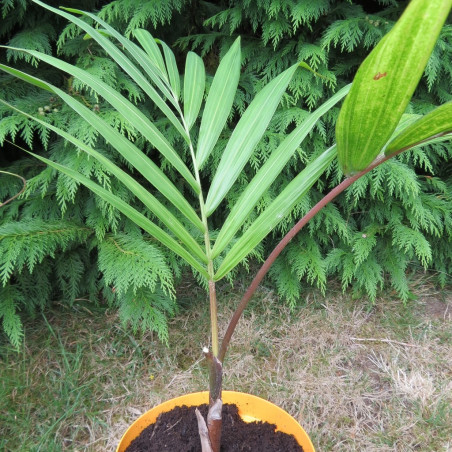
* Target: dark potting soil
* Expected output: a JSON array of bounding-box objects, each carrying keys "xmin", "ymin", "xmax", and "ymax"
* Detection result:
[{"xmin": 124, "ymin": 403, "xmax": 304, "ymax": 452}]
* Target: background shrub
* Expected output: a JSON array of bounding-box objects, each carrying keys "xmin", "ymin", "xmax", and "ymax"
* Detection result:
[{"xmin": 1, "ymin": 0, "xmax": 451, "ymax": 347}]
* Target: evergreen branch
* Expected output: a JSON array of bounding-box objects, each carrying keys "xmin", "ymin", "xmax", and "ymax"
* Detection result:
[{"xmin": 0, "ymin": 168, "xmax": 26, "ymax": 207}]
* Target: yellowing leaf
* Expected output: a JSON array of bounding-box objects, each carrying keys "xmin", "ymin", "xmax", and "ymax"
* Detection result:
[{"xmin": 336, "ymin": 0, "xmax": 452, "ymax": 176}]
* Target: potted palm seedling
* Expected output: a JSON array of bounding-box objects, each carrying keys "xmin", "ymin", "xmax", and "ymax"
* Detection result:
[{"xmin": 1, "ymin": 0, "xmax": 451, "ymax": 450}]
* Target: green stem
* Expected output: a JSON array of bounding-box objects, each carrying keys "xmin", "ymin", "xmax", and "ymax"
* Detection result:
[
  {"xmin": 175, "ymin": 83, "xmax": 222, "ymax": 452},
  {"xmin": 179, "ymin": 114, "xmax": 219, "ymax": 357},
  {"xmin": 208, "ymin": 279, "xmax": 219, "ymax": 356}
]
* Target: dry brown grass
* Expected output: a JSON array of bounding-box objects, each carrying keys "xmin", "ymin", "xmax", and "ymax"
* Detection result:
[
  {"xmin": 1, "ymin": 280, "xmax": 451, "ymax": 451},
  {"xmin": 218, "ymin": 285, "xmax": 452, "ymax": 452}
]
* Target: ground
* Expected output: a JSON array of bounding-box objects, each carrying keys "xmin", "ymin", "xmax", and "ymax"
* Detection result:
[{"xmin": 1, "ymin": 278, "xmax": 451, "ymax": 451}]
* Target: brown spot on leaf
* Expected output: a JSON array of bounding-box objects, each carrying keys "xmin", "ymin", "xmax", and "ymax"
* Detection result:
[{"xmin": 373, "ymin": 72, "xmax": 387, "ymax": 80}]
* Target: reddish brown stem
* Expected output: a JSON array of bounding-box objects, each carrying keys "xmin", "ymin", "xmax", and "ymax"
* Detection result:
[
  {"xmin": 204, "ymin": 348, "xmax": 223, "ymax": 405},
  {"xmin": 218, "ymin": 150, "xmax": 410, "ymax": 363},
  {"xmin": 207, "ymin": 398, "xmax": 222, "ymax": 452},
  {"xmin": 203, "ymin": 348, "xmax": 223, "ymax": 452}
]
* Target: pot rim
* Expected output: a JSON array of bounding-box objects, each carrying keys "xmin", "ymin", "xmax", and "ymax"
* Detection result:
[{"xmin": 116, "ymin": 390, "xmax": 315, "ymax": 452}]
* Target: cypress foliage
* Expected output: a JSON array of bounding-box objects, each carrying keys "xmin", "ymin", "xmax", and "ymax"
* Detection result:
[{"xmin": 1, "ymin": 0, "xmax": 451, "ymax": 346}]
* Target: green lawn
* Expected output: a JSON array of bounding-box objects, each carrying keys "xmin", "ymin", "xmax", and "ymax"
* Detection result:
[{"xmin": 1, "ymin": 279, "xmax": 451, "ymax": 451}]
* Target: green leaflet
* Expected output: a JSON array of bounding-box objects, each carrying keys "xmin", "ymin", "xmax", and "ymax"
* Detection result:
[
  {"xmin": 33, "ymin": 1, "xmax": 188, "ymax": 141},
  {"xmin": 158, "ymin": 39, "xmax": 181, "ymax": 101},
  {"xmin": 0, "ymin": 64, "xmax": 52, "ymax": 93},
  {"xmin": 336, "ymin": 0, "xmax": 452, "ymax": 175},
  {"xmin": 211, "ymin": 84, "xmax": 351, "ymax": 259},
  {"xmin": 386, "ymin": 102, "xmax": 452, "ymax": 155},
  {"xmin": 196, "ymin": 37, "xmax": 241, "ymax": 169},
  {"xmin": 183, "ymin": 52, "xmax": 206, "ymax": 131},
  {"xmin": 0, "ymin": 64, "xmax": 203, "ymax": 232},
  {"xmin": 205, "ymin": 63, "xmax": 300, "ymax": 216},
  {"xmin": 0, "ymin": 49, "xmax": 199, "ymax": 194},
  {"xmin": 133, "ymin": 29, "xmax": 168, "ymax": 80},
  {"xmin": 214, "ymin": 146, "xmax": 337, "ymax": 280},
  {"xmin": 125, "ymin": 36, "xmax": 177, "ymax": 108},
  {"xmin": 81, "ymin": 24, "xmax": 177, "ymax": 109},
  {"xmin": 0, "ymin": 99, "xmax": 208, "ymax": 265},
  {"xmin": 29, "ymin": 152, "xmax": 209, "ymax": 279}
]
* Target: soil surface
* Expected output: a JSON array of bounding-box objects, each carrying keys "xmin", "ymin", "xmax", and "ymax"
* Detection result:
[{"xmin": 124, "ymin": 403, "xmax": 304, "ymax": 452}]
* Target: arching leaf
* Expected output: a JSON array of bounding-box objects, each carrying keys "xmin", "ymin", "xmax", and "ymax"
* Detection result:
[
  {"xmin": 31, "ymin": 153, "xmax": 209, "ymax": 278},
  {"xmin": 34, "ymin": 1, "xmax": 188, "ymax": 140},
  {"xmin": 0, "ymin": 98, "xmax": 208, "ymax": 265},
  {"xmin": 0, "ymin": 64, "xmax": 204, "ymax": 232},
  {"xmin": 0, "ymin": 53, "xmax": 199, "ymax": 194}
]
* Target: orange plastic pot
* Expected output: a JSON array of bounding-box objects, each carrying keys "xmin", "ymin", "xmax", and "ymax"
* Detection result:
[{"xmin": 116, "ymin": 390, "xmax": 315, "ymax": 451}]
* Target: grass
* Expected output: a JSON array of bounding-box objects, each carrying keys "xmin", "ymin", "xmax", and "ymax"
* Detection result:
[{"xmin": 1, "ymin": 278, "xmax": 451, "ymax": 451}]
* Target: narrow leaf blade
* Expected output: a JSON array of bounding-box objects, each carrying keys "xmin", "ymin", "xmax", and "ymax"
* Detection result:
[
  {"xmin": 0, "ymin": 64, "xmax": 203, "ymax": 231},
  {"xmin": 0, "ymin": 64, "xmax": 53, "ymax": 92},
  {"xmin": 32, "ymin": 0, "xmax": 188, "ymax": 141},
  {"xmin": 133, "ymin": 29, "xmax": 168, "ymax": 79},
  {"xmin": 0, "ymin": 55, "xmax": 199, "ymax": 193},
  {"xmin": 30, "ymin": 153, "xmax": 209, "ymax": 278},
  {"xmin": 205, "ymin": 63, "xmax": 299, "ymax": 215},
  {"xmin": 0, "ymin": 98, "xmax": 208, "ymax": 264},
  {"xmin": 196, "ymin": 37, "xmax": 241, "ymax": 168},
  {"xmin": 214, "ymin": 146, "xmax": 337, "ymax": 280},
  {"xmin": 183, "ymin": 52, "xmax": 206, "ymax": 130},
  {"xmin": 212, "ymin": 84, "xmax": 351, "ymax": 258},
  {"xmin": 159, "ymin": 40, "xmax": 181, "ymax": 100}
]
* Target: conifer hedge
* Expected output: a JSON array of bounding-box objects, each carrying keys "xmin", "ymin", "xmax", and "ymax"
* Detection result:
[{"xmin": 1, "ymin": 0, "xmax": 451, "ymax": 347}]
